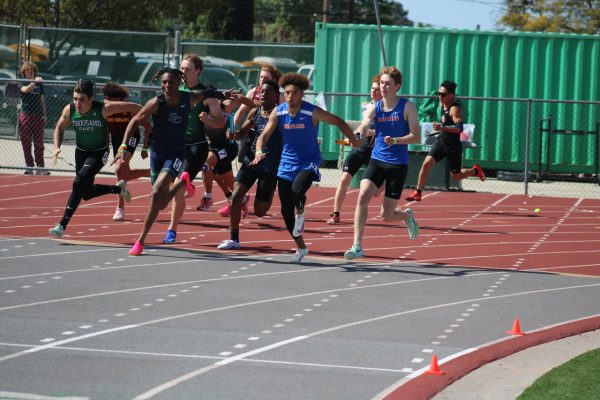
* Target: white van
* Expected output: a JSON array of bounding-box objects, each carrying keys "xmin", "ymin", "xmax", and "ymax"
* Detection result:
[{"xmin": 297, "ymin": 64, "xmax": 314, "ymax": 89}]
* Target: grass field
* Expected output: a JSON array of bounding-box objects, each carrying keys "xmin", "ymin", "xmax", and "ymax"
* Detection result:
[{"xmin": 518, "ymin": 348, "xmax": 600, "ymax": 400}]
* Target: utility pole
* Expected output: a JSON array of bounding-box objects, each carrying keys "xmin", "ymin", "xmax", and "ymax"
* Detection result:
[{"xmin": 323, "ymin": 0, "xmax": 329, "ymax": 22}]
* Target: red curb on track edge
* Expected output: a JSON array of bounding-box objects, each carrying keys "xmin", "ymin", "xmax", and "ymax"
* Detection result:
[{"xmin": 383, "ymin": 315, "xmax": 600, "ymax": 400}]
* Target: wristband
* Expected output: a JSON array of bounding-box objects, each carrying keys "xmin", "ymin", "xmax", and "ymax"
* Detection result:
[
  {"xmin": 142, "ymin": 146, "xmax": 149, "ymax": 152},
  {"xmin": 118, "ymin": 144, "xmax": 128, "ymax": 153},
  {"xmin": 255, "ymin": 150, "xmax": 264, "ymax": 156}
]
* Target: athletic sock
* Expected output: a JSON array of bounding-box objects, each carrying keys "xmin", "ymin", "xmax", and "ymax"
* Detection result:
[{"xmin": 231, "ymin": 229, "xmax": 239, "ymax": 242}]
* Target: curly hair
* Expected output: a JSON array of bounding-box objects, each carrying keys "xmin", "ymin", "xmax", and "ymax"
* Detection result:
[
  {"xmin": 379, "ymin": 66, "xmax": 403, "ymax": 87},
  {"xmin": 151, "ymin": 67, "xmax": 187, "ymax": 87},
  {"xmin": 278, "ymin": 73, "xmax": 310, "ymax": 91},
  {"xmin": 102, "ymin": 81, "xmax": 129, "ymax": 100}
]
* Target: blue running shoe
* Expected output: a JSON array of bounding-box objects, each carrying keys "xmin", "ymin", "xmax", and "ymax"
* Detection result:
[{"xmin": 162, "ymin": 229, "xmax": 176, "ymax": 244}]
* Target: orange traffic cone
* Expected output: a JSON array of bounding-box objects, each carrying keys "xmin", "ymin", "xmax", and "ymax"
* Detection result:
[
  {"xmin": 506, "ymin": 318, "xmax": 526, "ymax": 336},
  {"xmin": 425, "ymin": 354, "xmax": 445, "ymax": 375}
]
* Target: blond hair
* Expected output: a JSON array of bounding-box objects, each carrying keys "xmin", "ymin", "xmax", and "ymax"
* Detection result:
[{"xmin": 20, "ymin": 61, "xmax": 38, "ymax": 76}]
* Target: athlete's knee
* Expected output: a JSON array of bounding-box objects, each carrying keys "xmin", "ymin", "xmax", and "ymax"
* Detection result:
[
  {"xmin": 356, "ymin": 190, "xmax": 372, "ymax": 208},
  {"xmin": 149, "ymin": 185, "xmax": 169, "ymax": 210},
  {"xmin": 253, "ymin": 201, "xmax": 270, "ymax": 217},
  {"xmin": 423, "ymin": 158, "xmax": 436, "ymax": 171},
  {"xmin": 230, "ymin": 190, "xmax": 244, "ymax": 207},
  {"xmin": 80, "ymin": 185, "xmax": 95, "ymax": 201}
]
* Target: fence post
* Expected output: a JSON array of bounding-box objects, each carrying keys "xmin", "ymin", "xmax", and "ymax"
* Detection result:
[
  {"xmin": 174, "ymin": 30, "xmax": 181, "ymax": 69},
  {"xmin": 524, "ymin": 98, "xmax": 532, "ymax": 195}
]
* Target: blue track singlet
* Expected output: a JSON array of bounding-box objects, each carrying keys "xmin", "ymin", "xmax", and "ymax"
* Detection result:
[
  {"xmin": 371, "ymin": 98, "xmax": 410, "ymax": 165},
  {"xmin": 276, "ymin": 100, "xmax": 321, "ymax": 182}
]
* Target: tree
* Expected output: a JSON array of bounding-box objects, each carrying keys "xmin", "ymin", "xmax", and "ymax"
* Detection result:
[
  {"xmin": 0, "ymin": 0, "xmax": 163, "ymax": 30},
  {"xmin": 173, "ymin": 0, "xmax": 255, "ymax": 40},
  {"xmin": 253, "ymin": 0, "xmax": 413, "ymax": 43},
  {"xmin": 499, "ymin": 0, "xmax": 600, "ymax": 34}
]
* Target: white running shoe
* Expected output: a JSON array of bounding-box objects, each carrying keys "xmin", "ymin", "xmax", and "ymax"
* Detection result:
[
  {"xmin": 292, "ymin": 212, "xmax": 305, "ymax": 237},
  {"xmin": 49, "ymin": 224, "xmax": 64, "ymax": 238},
  {"xmin": 291, "ymin": 247, "xmax": 309, "ymax": 263},
  {"xmin": 405, "ymin": 208, "xmax": 420, "ymax": 240},
  {"xmin": 116, "ymin": 180, "xmax": 131, "ymax": 203},
  {"xmin": 217, "ymin": 239, "xmax": 241, "ymax": 250},
  {"xmin": 112, "ymin": 207, "xmax": 124, "ymax": 221}
]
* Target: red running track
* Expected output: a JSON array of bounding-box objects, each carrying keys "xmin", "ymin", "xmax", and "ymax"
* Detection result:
[{"xmin": 1, "ymin": 173, "xmax": 599, "ymax": 277}]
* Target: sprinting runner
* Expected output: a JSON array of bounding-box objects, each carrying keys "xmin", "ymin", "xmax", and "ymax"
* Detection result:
[
  {"xmin": 233, "ymin": 64, "xmax": 282, "ymax": 128},
  {"xmin": 162, "ymin": 54, "xmax": 217, "ymax": 244},
  {"xmin": 48, "ymin": 79, "xmax": 143, "ymax": 238},
  {"xmin": 252, "ymin": 73, "xmax": 360, "ymax": 263},
  {"xmin": 217, "ymin": 79, "xmax": 282, "ymax": 250},
  {"xmin": 405, "ymin": 80, "xmax": 485, "ymax": 202},
  {"xmin": 328, "ymin": 74, "xmax": 383, "ymax": 224},
  {"xmin": 102, "ymin": 82, "xmax": 151, "ymax": 221},
  {"xmin": 115, "ymin": 67, "xmax": 224, "ymax": 256},
  {"xmin": 344, "ymin": 66, "xmax": 421, "ymax": 261},
  {"xmin": 201, "ymin": 103, "xmax": 239, "ymax": 217}
]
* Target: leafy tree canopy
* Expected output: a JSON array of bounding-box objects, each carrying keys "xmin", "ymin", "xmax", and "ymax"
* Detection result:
[{"xmin": 499, "ymin": 0, "xmax": 600, "ymax": 34}]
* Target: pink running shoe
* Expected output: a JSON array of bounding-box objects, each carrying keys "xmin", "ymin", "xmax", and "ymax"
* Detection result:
[
  {"xmin": 129, "ymin": 241, "xmax": 144, "ymax": 256},
  {"xmin": 180, "ymin": 171, "xmax": 196, "ymax": 198},
  {"xmin": 218, "ymin": 203, "xmax": 231, "ymax": 217}
]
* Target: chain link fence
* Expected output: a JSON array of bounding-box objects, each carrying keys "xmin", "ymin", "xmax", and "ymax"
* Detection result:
[
  {"xmin": 1, "ymin": 77, "xmax": 598, "ymax": 199},
  {"xmin": 1, "ymin": 25, "xmax": 598, "ymax": 198}
]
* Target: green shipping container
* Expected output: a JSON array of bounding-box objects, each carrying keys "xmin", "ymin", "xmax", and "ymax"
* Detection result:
[{"xmin": 314, "ymin": 23, "xmax": 600, "ymax": 174}]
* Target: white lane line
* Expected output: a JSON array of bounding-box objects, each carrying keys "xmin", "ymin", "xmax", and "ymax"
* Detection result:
[
  {"xmin": 0, "ymin": 391, "xmax": 88, "ymax": 400},
  {"xmin": 0, "ymin": 259, "xmax": 206, "ymax": 281},
  {"xmin": 0, "ymin": 189, "xmax": 72, "ymax": 202},
  {"xmin": 0, "ymin": 342, "xmax": 411, "ymax": 374},
  {"xmin": 0, "ymin": 248, "xmax": 124, "ymax": 261},
  {"xmin": 132, "ymin": 283, "xmax": 600, "ymax": 399},
  {"xmin": 0, "ymin": 266, "xmax": 337, "ymax": 311},
  {"xmin": 0, "ymin": 272, "xmax": 505, "ymax": 364},
  {"xmin": 0, "ymin": 325, "xmax": 137, "ymax": 363},
  {"xmin": 133, "ymin": 336, "xmax": 308, "ymax": 400}
]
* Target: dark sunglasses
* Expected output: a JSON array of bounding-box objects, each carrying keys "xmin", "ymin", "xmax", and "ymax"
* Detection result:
[{"xmin": 437, "ymin": 92, "xmax": 448, "ymax": 98}]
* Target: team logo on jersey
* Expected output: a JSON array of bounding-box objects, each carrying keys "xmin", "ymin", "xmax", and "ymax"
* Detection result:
[
  {"xmin": 169, "ymin": 113, "xmax": 182, "ymax": 124},
  {"xmin": 377, "ymin": 114, "xmax": 400, "ymax": 123},
  {"xmin": 283, "ymin": 123, "xmax": 305, "ymax": 129}
]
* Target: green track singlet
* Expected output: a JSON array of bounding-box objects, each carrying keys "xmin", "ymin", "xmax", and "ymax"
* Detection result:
[{"xmin": 70, "ymin": 101, "xmax": 108, "ymax": 151}]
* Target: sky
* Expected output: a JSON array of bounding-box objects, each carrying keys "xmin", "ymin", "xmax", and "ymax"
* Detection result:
[{"xmin": 398, "ymin": 0, "xmax": 506, "ymax": 31}]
